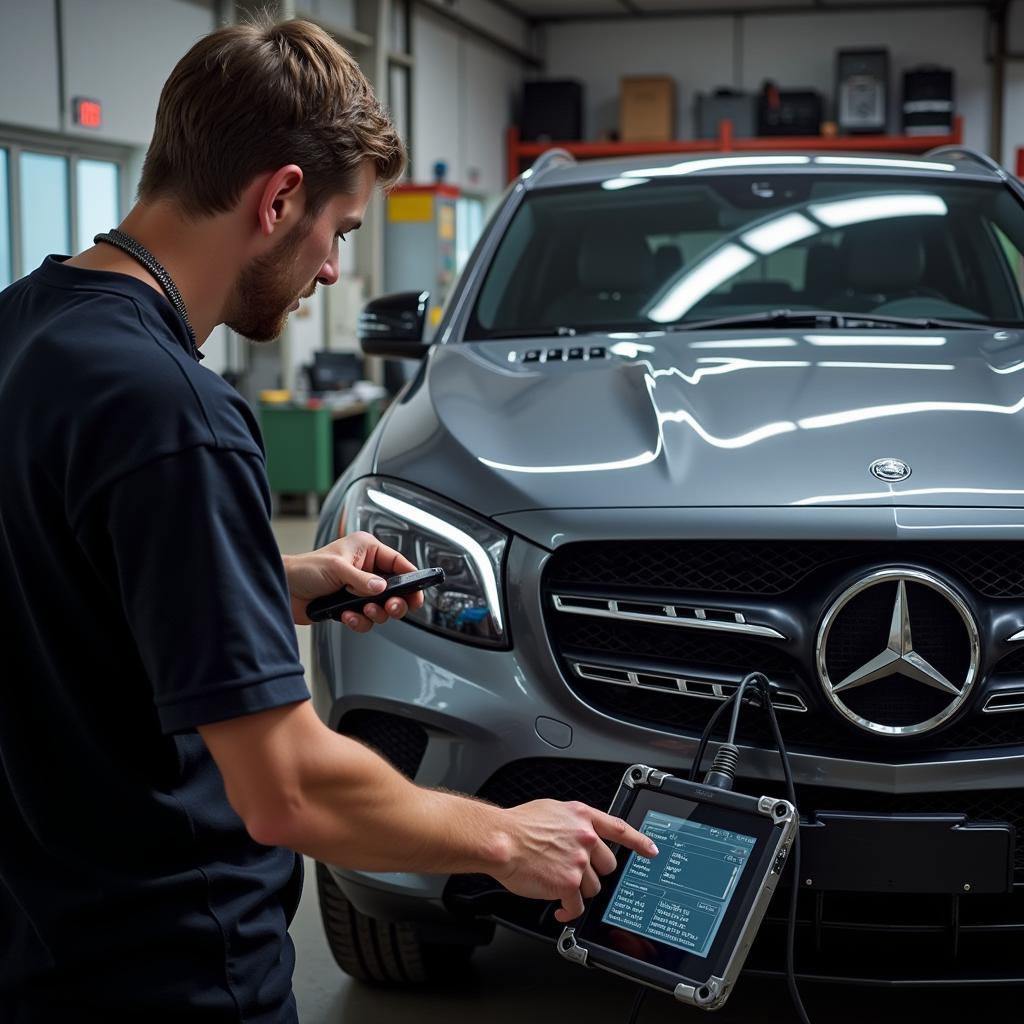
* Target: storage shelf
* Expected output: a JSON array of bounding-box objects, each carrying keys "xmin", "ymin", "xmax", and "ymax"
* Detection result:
[{"xmin": 506, "ymin": 115, "xmax": 964, "ymax": 182}]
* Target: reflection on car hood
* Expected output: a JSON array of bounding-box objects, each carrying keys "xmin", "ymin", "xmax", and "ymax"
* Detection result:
[{"xmin": 373, "ymin": 329, "xmax": 1024, "ymax": 517}]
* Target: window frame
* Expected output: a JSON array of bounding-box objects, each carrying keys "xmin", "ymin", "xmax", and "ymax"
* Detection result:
[{"xmin": 0, "ymin": 127, "xmax": 132, "ymax": 281}]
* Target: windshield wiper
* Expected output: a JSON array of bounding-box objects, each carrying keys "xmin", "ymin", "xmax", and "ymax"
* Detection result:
[{"xmin": 667, "ymin": 309, "xmax": 994, "ymax": 332}]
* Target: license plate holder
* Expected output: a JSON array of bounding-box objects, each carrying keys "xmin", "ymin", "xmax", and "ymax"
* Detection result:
[{"xmin": 799, "ymin": 812, "xmax": 1015, "ymax": 893}]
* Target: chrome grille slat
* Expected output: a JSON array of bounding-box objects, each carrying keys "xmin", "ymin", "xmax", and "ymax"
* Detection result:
[
  {"xmin": 571, "ymin": 660, "xmax": 808, "ymax": 712},
  {"xmin": 982, "ymin": 691, "xmax": 1024, "ymax": 714},
  {"xmin": 551, "ymin": 593, "xmax": 785, "ymax": 640}
]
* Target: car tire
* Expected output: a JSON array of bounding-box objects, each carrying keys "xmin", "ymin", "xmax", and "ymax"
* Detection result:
[{"xmin": 315, "ymin": 861, "xmax": 477, "ymax": 987}]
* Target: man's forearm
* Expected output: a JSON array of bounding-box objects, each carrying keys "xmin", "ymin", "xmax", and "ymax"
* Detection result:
[
  {"xmin": 242, "ymin": 724, "xmax": 512, "ymax": 878},
  {"xmin": 204, "ymin": 700, "xmax": 656, "ymax": 919}
]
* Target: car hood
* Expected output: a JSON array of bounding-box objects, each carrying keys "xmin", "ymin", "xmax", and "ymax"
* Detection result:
[{"xmin": 374, "ymin": 329, "xmax": 1024, "ymax": 517}]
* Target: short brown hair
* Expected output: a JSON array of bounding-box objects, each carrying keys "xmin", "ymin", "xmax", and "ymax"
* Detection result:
[{"xmin": 139, "ymin": 17, "xmax": 405, "ymax": 217}]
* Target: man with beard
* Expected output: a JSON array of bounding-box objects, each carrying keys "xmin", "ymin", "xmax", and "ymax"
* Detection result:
[{"xmin": 0, "ymin": 17, "xmax": 656, "ymax": 1024}]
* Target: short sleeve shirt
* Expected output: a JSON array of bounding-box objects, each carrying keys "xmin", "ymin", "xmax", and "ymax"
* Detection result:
[{"xmin": 0, "ymin": 257, "xmax": 310, "ymax": 1022}]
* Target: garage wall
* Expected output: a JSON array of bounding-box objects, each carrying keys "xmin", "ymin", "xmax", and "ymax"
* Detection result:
[
  {"xmin": 61, "ymin": 0, "xmax": 214, "ymax": 148},
  {"xmin": 543, "ymin": 6, "xmax": 992, "ymax": 155},
  {"xmin": 0, "ymin": 3, "xmax": 61, "ymax": 133},
  {"xmin": 539, "ymin": 15, "xmax": 733, "ymax": 143},
  {"xmin": 417, "ymin": 0, "xmax": 532, "ymax": 54},
  {"xmin": 1008, "ymin": 0, "xmax": 1024, "ymax": 171},
  {"xmin": 411, "ymin": 4, "xmax": 523, "ymax": 197},
  {"xmin": 0, "ymin": 0, "xmax": 214, "ymax": 147}
]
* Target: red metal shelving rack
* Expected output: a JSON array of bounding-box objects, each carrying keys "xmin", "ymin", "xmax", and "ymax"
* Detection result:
[{"xmin": 506, "ymin": 115, "xmax": 964, "ymax": 183}]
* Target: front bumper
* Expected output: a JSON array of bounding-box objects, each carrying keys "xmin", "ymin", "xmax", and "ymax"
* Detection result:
[{"xmin": 311, "ymin": 532, "xmax": 1024, "ymax": 985}]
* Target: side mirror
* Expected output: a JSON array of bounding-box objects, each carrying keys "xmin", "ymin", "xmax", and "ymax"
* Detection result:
[{"xmin": 358, "ymin": 291, "xmax": 431, "ymax": 359}]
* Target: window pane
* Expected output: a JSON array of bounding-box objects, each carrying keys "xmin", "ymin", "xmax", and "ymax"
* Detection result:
[
  {"xmin": 469, "ymin": 177, "xmax": 1024, "ymax": 337},
  {"xmin": 20, "ymin": 151, "xmax": 69, "ymax": 272},
  {"xmin": 389, "ymin": 0, "xmax": 409, "ymax": 53},
  {"xmin": 456, "ymin": 196, "xmax": 484, "ymax": 273},
  {"xmin": 76, "ymin": 158, "xmax": 119, "ymax": 254},
  {"xmin": 0, "ymin": 150, "xmax": 10, "ymax": 289},
  {"xmin": 388, "ymin": 64, "xmax": 409, "ymax": 169}
]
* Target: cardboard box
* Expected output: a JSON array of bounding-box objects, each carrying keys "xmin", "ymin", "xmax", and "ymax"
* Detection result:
[{"xmin": 621, "ymin": 76, "xmax": 675, "ymax": 142}]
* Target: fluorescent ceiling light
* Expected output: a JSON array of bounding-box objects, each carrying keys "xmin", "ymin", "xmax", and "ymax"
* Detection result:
[
  {"xmin": 804, "ymin": 335, "xmax": 947, "ymax": 347},
  {"xmin": 479, "ymin": 450, "xmax": 659, "ymax": 474},
  {"xmin": 809, "ymin": 193, "xmax": 947, "ymax": 228},
  {"xmin": 689, "ymin": 338, "xmax": 798, "ymax": 349},
  {"xmin": 651, "ymin": 358, "xmax": 810, "ymax": 386},
  {"xmin": 795, "ymin": 486, "xmax": 1024, "ymax": 506},
  {"xmin": 817, "ymin": 361, "xmax": 954, "ymax": 371},
  {"xmin": 624, "ymin": 155, "xmax": 810, "ymax": 179},
  {"xmin": 609, "ymin": 341, "xmax": 656, "ymax": 358},
  {"xmin": 658, "ymin": 408, "xmax": 797, "ymax": 449},
  {"xmin": 798, "ymin": 394, "xmax": 1024, "ymax": 431},
  {"xmin": 814, "ymin": 156, "xmax": 955, "ymax": 172},
  {"xmin": 647, "ymin": 244, "xmax": 756, "ymax": 322},
  {"xmin": 602, "ymin": 177, "xmax": 648, "ymax": 190},
  {"xmin": 742, "ymin": 212, "xmax": 819, "ymax": 255}
]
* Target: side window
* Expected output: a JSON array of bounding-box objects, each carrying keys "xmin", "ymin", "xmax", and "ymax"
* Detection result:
[
  {"xmin": 19, "ymin": 151, "xmax": 70, "ymax": 273},
  {"xmin": 993, "ymin": 224, "xmax": 1024, "ymax": 300},
  {"xmin": 475, "ymin": 202, "xmax": 535, "ymax": 329},
  {"xmin": 0, "ymin": 140, "xmax": 125, "ymax": 284},
  {"xmin": 455, "ymin": 197, "xmax": 485, "ymax": 274},
  {"xmin": 75, "ymin": 159, "xmax": 120, "ymax": 253}
]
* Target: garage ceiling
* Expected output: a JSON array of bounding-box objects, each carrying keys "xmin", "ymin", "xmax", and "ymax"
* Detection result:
[{"xmin": 502, "ymin": 0, "xmax": 990, "ymax": 20}]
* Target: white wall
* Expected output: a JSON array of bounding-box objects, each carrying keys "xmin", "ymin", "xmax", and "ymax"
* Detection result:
[
  {"xmin": 61, "ymin": 0, "xmax": 214, "ymax": 146},
  {"xmin": 412, "ymin": 4, "xmax": 523, "ymax": 197},
  {"xmin": 544, "ymin": 7, "xmax": 991, "ymax": 154},
  {"xmin": 1008, "ymin": 0, "xmax": 1024, "ymax": 172},
  {"xmin": 0, "ymin": 0, "xmax": 214, "ymax": 146},
  {"xmin": 541, "ymin": 15, "xmax": 733, "ymax": 141},
  {"xmin": 741, "ymin": 8, "xmax": 989, "ymax": 153},
  {"xmin": 0, "ymin": 3, "xmax": 61, "ymax": 133},
  {"xmin": 417, "ymin": 0, "xmax": 532, "ymax": 56}
]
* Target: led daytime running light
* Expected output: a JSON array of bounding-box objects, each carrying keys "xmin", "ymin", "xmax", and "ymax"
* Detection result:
[{"xmin": 367, "ymin": 488, "xmax": 504, "ymax": 633}]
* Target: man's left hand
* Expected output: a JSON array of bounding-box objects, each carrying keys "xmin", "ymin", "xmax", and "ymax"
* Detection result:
[{"xmin": 283, "ymin": 531, "xmax": 424, "ymax": 630}]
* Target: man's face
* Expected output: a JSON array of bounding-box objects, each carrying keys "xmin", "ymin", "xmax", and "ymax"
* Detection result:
[{"xmin": 226, "ymin": 160, "xmax": 376, "ymax": 342}]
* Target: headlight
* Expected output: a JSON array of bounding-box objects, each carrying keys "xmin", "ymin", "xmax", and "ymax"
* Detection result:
[{"xmin": 340, "ymin": 477, "xmax": 508, "ymax": 648}]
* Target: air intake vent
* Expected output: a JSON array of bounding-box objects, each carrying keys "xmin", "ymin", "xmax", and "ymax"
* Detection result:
[{"xmin": 338, "ymin": 710, "xmax": 428, "ymax": 779}]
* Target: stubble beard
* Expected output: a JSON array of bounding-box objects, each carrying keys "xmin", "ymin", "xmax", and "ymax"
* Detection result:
[{"xmin": 226, "ymin": 221, "xmax": 318, "ymax": 343}]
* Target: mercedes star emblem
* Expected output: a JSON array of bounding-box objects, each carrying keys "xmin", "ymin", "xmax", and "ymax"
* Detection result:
[
  {"xmin": 870, "ymin": 457, "xmax": 912, "ymax": 482},
  {"xmin": 816, "ymin": 568, "xmax": 979, "ymax": 736}
]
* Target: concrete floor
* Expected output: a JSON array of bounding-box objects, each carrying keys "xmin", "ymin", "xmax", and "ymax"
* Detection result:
[{"xmin": 275, "ymin": 516, "xmax": 1017, "ymax": 1023}]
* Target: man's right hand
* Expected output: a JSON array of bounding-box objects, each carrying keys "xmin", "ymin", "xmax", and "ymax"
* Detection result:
[{"xmin": 493, "ymin": 800, "xmax": 659, "ymax": 923}]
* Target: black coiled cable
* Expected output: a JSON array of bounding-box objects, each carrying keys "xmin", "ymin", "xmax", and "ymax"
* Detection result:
[{"xmin": 626, "ymin": 671, "xmax": 812, "ymax": 1024}]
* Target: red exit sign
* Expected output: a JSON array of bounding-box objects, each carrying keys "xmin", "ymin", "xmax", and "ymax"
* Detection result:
[{"xmin": 73, "ymin": 97, "xmax": 102, "ymax": 129}]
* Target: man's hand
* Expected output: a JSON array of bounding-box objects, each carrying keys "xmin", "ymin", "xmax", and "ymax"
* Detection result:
[
  {"xmin": 493, "ymin": 800, "xmax": 659, "ymax": 923},
  {"xmin": 283, "ymin": 531, "xmax": 424, "ymax": 630}
]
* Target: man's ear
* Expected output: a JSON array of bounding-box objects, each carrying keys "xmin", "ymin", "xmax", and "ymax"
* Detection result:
[{"xmin": 256, "ymin": 165, "xmax": 305, "ymax": 237}]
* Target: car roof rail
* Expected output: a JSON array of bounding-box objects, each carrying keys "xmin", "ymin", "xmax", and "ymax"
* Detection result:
[
  {"xmin": 925, "ymin": 145, "xmax": 1008, "ymax": 178},
  {"xmin": 527, "ymin": 147, "xmax": 576, "ymax": 181}
]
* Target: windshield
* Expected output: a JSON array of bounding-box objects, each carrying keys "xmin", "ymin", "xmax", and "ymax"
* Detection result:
[{"xmin": 467, "ymin": 170, "xmax": 1024, "ymax": 339}]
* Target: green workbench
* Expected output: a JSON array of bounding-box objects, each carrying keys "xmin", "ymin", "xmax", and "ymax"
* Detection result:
[{"xmin": 259, "ymin": 400, "xmax": 383, "ymax": 514}]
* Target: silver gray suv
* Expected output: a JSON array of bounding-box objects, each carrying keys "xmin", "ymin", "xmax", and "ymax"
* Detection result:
[{"xmin": 312, "ymin": 146, "xmax": 1024, "ymax": 988}]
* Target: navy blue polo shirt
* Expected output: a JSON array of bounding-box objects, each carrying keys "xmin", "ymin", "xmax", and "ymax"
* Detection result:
[{"xmin": 0, "ymin": 257, "xmax": 311, "ymax": 1022}]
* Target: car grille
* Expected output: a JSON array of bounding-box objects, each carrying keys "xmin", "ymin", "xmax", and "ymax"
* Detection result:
[
  {"xmin": 543, "ymin": 540, "xmax": 1024, "ymax": 757},
  {"xmin": 442, "ymin": 758, "xmax": 1024, "ymax": 983},
  {"xmin": 548, "ymin": 540, "xmax": 1024, "ymax": 598},
  {"xmin": 469, "ymin": 758, "xmax": 1024, "ymax": 878}
]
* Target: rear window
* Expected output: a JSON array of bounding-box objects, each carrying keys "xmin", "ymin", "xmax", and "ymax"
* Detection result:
[{"xmin": 467, "ymin": 165, "xmax": 1024, "ymax": 338}]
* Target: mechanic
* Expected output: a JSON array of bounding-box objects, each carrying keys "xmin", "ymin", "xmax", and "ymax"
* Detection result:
[{"xmin": 0, "ymin": 17, "xmax": 657, "ymax": 1024}]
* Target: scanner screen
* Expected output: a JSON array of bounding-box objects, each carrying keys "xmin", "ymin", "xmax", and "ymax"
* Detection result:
[{"xmin": 601, "ymin": 809, "xmax": 758, "ymax": 959}]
